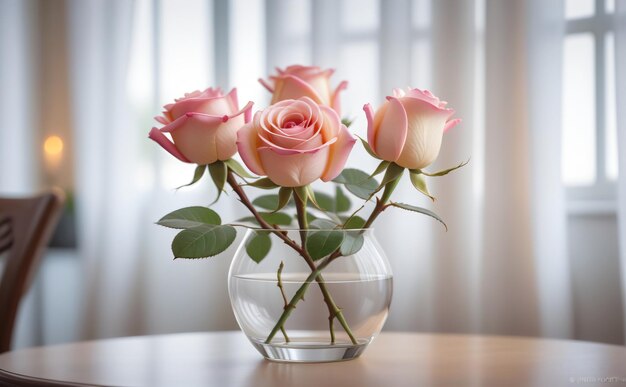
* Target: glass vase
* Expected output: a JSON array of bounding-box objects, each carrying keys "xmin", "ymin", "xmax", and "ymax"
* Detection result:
[{"xmin": 228, "ymin": 228, "xmax": 393, "ymax": 363}]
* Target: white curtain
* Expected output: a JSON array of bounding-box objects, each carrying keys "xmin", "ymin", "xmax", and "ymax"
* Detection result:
[
  {"xmin": 616, "ymin": 0, "xmax": 626, "ymax": 341},
  {"xmin": 4, "ymin": 0, "xmax": 626, "ymax": 344}
]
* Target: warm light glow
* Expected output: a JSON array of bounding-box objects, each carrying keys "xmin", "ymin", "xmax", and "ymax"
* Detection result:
[{"xmin": 44, "ymin": 135, "xmax": 64, "ymax": 156}]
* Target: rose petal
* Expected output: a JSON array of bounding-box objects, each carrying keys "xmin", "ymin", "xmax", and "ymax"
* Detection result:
[
  {"xmin": 258, "ymin": 146, "xmax": 330, "ymax": 187},
  {"xmin": 374, "ymin": 96, "xmax": 408, "ymax": 161},
  {"xmin": 148, "ymin": 127, "xmax": 191, "ymax": 163},
  {"xmin": 321, "ymin": 124, "xmax": 356, "ymax": 181},
  {"xmin": 271, "ymin": 75, "xmax": 325, "ymax": 105},
  {"xmin": 236, "ymin": 113, "xmax": 266, "ymax": 175}
]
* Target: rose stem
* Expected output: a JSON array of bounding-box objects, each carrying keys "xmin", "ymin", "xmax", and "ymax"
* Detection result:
[
  {"xmin": 225, "ymin": 170, "xmax": 354, "ymax": 344},
  {"xmin": 293, "ymin": 192, "xmax": 339, "ymax": 345},
  {"xmin": 276, "ymin": 261, "xmax": 290, "ymax": 342},
  {"xmin": 264, "ymin": 178, "xmax": 400, "ymax": 344}
]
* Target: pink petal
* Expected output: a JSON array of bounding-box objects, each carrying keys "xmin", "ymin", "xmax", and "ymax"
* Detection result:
[
  {"xmin": 321, "ymin": 124, "xmax": 356, "ymax": 182},
  {"xmin": 258, "ymin": 145, "xmax": 330, "ymax": 187},
  {"xmin": 271, "ymin": 75, "xmax": 324, "ymax": 105},
  {"xmin": 236, "ymin": 115, "xmax": 266, "ymax": 176},
  {"xmin": 331, "ymin": 80, "xmax": 348, "ymax": 116},
  {"xmin": 364, "ymin": 103, "xmax": 376, "ymax": 151},
  {"xmin": 148, "ymin": 127, "xmax": 191, "ymax": 163},
  {"xmin": 375, "ymin": 96, "xmax": 408, "ymax": 161},
  {"xmin": 258, "ymin": 78, "xmax": 274, "ymax": 93},
  {"xmin": 444, "ymin": 118, "xmax": 461, "ymax": 133},
  {"xmin": 226, "ymin": 88, "xmax": 239, "ymax": 113}
]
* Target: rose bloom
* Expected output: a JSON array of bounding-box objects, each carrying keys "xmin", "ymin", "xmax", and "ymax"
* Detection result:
[
  {"xmin": 364, "ymin": 88, "xmax": 461, "ymax": 170},
  {"xmin": 259, "ymin": 65, "xmax": 348, "ymax": 115},
  {"xmin": 149, "ymin": 88, "xmax": 253, "ymax": 164},
  {"xmin": 237, "ymin": 97, "xmax": 356, "ymax": 187}
]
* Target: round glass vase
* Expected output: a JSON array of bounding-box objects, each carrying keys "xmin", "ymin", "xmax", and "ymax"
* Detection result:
[{"xmin": 228, "ymin": 228, "xmax": 393, "ymax": 363}]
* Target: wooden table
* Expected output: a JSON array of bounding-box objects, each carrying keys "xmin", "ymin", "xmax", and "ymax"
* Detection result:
[{"xmin": 1, "ymin": 331, "xmax": 625, "ymax": 386}]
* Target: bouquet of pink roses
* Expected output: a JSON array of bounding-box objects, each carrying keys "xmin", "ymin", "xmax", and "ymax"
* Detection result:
[{"xmin": 149, "ymin": 65, "xmax": 464, "ymax": 353}]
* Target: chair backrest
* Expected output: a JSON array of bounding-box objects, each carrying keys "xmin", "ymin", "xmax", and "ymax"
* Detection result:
[{"xmin": 0, "ymin": 191, "xmax": 64, "ymax": 353}]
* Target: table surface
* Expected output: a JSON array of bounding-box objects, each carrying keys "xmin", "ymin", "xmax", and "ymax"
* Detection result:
[{"xmin": 1, "ymin": 331, "xmax": 626, "ymax": 387}]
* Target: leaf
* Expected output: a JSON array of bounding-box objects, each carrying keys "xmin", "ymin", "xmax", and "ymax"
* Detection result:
[
  {"xmin": 418, "ymin": 159, "xmax": 469, "ymax": 177},
  {"xmin": 306, "ymin": 230, "xmax": 344, "ymax": 260},
  {"xmin": 157, "ymin": 206, "xmax": 221, "ymax": 229},
  {"xmin": 314, "ymin": 191, "xmax": 335, "ymax": 212},
  {"xmin": 253, "ymin": 195, "xmax": 280, "ymax": 210},
  {"xmin": 357, "ymin": 136, "xmax": 379, "ymax": 159},
  {"xmin": 293, "ymin": 186, "xmax": 308, "ymax": 202},
  {"xmin": 176, "ymin": 165, "xmax": 207, "ymax": 189},
  {"xmin": 371, "ymin": 160, "xmax": 390, "ymax": 178},
  {"xmin": 247, "ymin": 178, "xmax": 279, "ymax": 189},
  {"xmin": 343, "ymin": 215, "xmax": 366, "ymax": 229},
  {"xmin": 379, "ymin": 163, "xmax": 404, "ymax": 187},
  {"xmin": 209, "ymin": 161, "xmax": 227, "ymax": 203},
  {"xmin": 409, "ymin": 171, "xmax": 435, "ymax": 201},
  {"xmin": 333, "ymin": 169, "xmax": 379, "ymax": 200},
  {"xmin": 172, "ymin": 224, "xmax": 236, "ymax": 258},
  {"xmin": 389, "ymin": 202, "xmax": 447, "ymax": 230},
  {"xmin": 340, "ymin": 233, "xmax": 365, "ymax": 256},
  {"xmin": 309, "ymin": 218, "xmax": 339, "ymax": 229},
  {"xmin": 305, "ymin": 186, "xmax": 322, "ymax": 210},
  {"xmin": 245, "ymin": 231, "xmax": 272, "ymax": 263},
  {"xmin": 276, "ymin": 187, "xmax": 293, "ymax": 212},
  {"xmin": 225, "ymin": 159, "xmax": 256, "ymax": 179},
  {"xmin": 341, "ymin": 117, "xmax": 354, "ymax": 127},
  {"xmin": 334, "ymin": 186, "xmax": 351, "ymax": 212},
  {"xmin": 240, "ymin": 212, "xmax": 293, "ymax": 226}
]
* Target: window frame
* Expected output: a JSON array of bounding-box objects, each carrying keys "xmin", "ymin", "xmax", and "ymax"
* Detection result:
[{"xmin": 564, "ymin": 0, "xmax": 618, "ymax": 211}]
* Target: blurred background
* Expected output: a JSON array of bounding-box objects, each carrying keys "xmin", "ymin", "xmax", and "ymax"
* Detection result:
[{"xmin": 1, "ymin": 0, "xmax": 626, "ymax": 349}]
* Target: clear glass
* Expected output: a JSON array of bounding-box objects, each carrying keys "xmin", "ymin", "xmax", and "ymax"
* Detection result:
[{"xmin": 228, "ymin": 229, "xmax": 393, "ymax": 363}]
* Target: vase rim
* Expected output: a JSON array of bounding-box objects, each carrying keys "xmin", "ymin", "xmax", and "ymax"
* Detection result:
[{"xmin": 240, "ymin": 227, "xmax": 374, "ymax": 232}]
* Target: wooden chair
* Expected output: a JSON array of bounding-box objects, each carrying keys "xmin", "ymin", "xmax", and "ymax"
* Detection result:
[{"xmin": 0, "ymin": 191, "xmax": 64, "ymax": 353}]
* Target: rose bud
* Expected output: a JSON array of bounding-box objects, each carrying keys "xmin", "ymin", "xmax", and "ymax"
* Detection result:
[
  {"xmin": 237, "ymin": 97, "xmax": 356, "ymax": 187},
  {"xmin": 149, "ymin": 88, "xmax": 253, "ymax": 164},
  {"xmin": 259, "ymin": 65, "xmax": 348, "ymax": 116},
  {"xmin": 364, "ymin": 88, "xmax": 461, "ymax": 170}
]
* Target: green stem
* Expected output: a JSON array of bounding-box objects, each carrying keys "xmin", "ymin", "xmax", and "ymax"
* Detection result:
[{"xmin": 276, "ymin": 261, "xmax": 290, "ymax": 343}]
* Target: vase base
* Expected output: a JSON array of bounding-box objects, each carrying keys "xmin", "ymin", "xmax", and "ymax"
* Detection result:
[{"xmin": 250, "ymin": 338, "xmax": 370, "ymax": 363}]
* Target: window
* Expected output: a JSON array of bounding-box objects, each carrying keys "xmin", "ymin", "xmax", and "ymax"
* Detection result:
[{"xmin": 563, "ymin": 0, "xmax": 618, "ymax": 204}]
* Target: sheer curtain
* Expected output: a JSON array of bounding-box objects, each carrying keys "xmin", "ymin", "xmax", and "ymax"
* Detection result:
[
  {"xmin": 5, "ymin": 0, "xmax": 624, "ymax": 343},
  {"xmin": 616, "ymin": 0, "xmax": 626, "ymax": 341}
]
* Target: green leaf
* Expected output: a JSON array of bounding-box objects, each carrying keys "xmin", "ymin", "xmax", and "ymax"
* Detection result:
[
  {"xmin": 309, "ymin": 218, "xmax": 339, "ymax": 229},
  {"xmin": 225, "ymin": 159, "xmax": 256, "ymax": 179},
  {"xmin": 418, "ymin": 159, "xmax": 469, "ymax": 177},
  {"xmin": 390, "ymin": 202, "xmax": 447, "ymax": 230},
  {"xmin": 314, "ymin": 191, "xmax": 335, "ymax": 212},
  {"xmin": 276, "ymin": 187, "xmax": 293, "ymax": 212},
  {"xmin": 176, "ymin": 165, "xmax": 207, "ymax": 189},
  {"xmin": 245, "ymin": 231, "xmax": 272, "ymax": 263},
  {"xmin": 409, "ymin": 170, "xmax": 435, "ymax": 201},
  {"xmin": 341, "ymin": 117, "xmax": 354, "ymax": 127},
  {"xmin": 357, "ymin": 136, "xmax": 379, "ymax": 159},
  {"xmin": 238, "ymin": 211, "xmax": 292, "ymax": 226},
  {"xmin": 379, "ymin": 163, "xmax": 404, "ymax": 187},
  {"xmin": 305, "ymin": 186, "xmax": 323, "ymax": 210},
  {"xmin": 343, "ymin": 215, "xmax": 366, "ymax": 229},
  {"xmin": 371, "ymin": 160, "xmax": 390, "ymax": 178},
  {"xmin": 172, "ymin": 224, "xmax": 236, "ymax": 258},
  {"xmin": 340, "ymin": 233, "xmax": 365, "ymax": 256},
  {"xmin": 157, "ymin": 206, "xmax": 222, "ymax": 229},
  {"xmin": 247, "ymin": 178, "xmax": 279, "ymax": 189},
  {"xmin": 306, "ymin": 230, "xmax": 344, "ymax": 260},
  {"xmin": 335, "ymin": 186, "xmax": 351, "ymax": 212},
  {"xmin": 208, "ymin": 161, "xmax": 227, "ymax": 203},
  {"xmin": 253, "ymin": 195, "xmax": 280, "ymax": 210},
  {"xmin": 333, "ymin": 169, "xmax": 379, "ymax": 200},
  {"xmin": 293, "ymin": 186, "xmax": 307, "ymax": 202}
]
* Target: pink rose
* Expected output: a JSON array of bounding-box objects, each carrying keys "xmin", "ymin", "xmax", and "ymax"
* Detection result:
[
  {"xmin": 259, "ymin": 65, "xmax": 348, "ymax": 116},
  {"xmin": 364, "ymin": 88, "xmax": 461, "ymax": 170},
  {"xmin": 237, "ymin": 97, "xmax": 356, "ymax": 187},
  {"xmin": 149, "ymin": 88, "xmax": 253, "ymax": 164}
]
